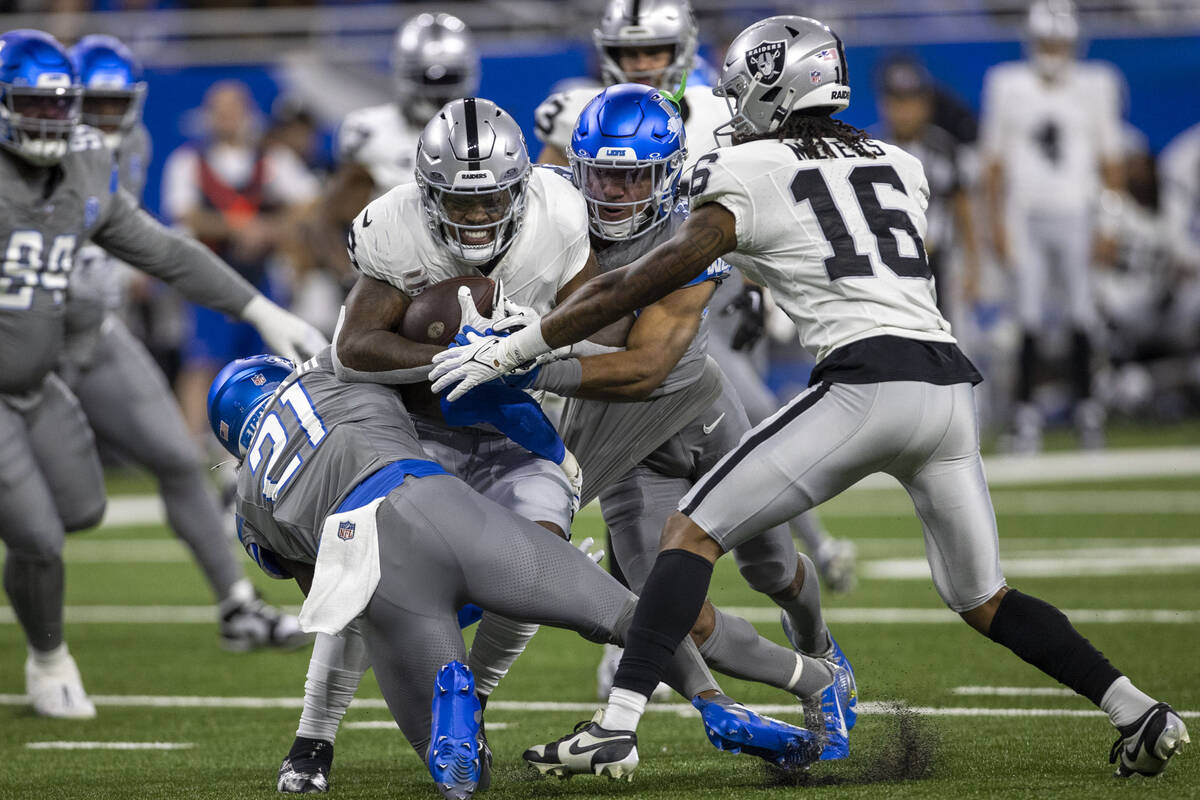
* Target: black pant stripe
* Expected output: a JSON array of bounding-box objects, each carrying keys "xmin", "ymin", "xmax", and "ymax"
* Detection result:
[{"xmin": 681, "ymin": 381, "xmax": 832, "ymax": 517}]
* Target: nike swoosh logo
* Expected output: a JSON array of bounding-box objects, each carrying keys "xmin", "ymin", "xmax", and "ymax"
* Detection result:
[
  {"xmin": 702, "ymin": 412, "xmax": 726, "ymax": 435},
  {"xmin": 567, "ymin": 739, "xmax": 618, "ymax": 756},
  {"xmin": 362, "ymin": 210, "xmax": 372, "ymax": 228}
]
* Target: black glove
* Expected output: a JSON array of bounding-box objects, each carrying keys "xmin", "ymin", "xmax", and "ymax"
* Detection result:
[{"xmin": 721, "ymin": 285, "xmax": 765, "ymax": 351}]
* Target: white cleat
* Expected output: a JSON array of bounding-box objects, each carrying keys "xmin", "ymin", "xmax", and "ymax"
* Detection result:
[
  {"xmin": 523, "ymin": 710, "xmax": 638, "ymax": 781},
  {"xmin": 1110, "ymin": 702, "xmax": 1190, "ymax": 777},
  {"xmin": 25, "ymin": 649, "xmax": 96, "ymax": 719}
]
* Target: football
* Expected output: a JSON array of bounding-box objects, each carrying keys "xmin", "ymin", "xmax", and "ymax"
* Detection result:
[{"xmin": 400, "ymin": 275, "xmax": 495, "ymax": 346}]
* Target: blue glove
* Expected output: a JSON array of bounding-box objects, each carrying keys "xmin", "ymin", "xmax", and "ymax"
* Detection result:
[{"xmin": 439, "ymin": 379, "xmax": 565, "ymax": 464}]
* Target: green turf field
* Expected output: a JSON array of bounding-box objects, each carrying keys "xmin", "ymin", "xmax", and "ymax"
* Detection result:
[{"xmin": 2, "ymin": 441, "xmax": 1198, "ymax": 799}]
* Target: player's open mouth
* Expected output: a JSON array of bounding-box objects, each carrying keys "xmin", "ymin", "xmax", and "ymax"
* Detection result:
[
  {"xmin": 459, "ymin": 229, "xmax": 495, "ymax": 245},
  {"xmin": 598, "ymin": 206, "xmax": 632, "ymax": 221}
]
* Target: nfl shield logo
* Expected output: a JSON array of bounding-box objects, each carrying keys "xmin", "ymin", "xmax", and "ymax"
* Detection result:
[
  {"xmin": 338, "ymin": 521, "xmax": 356, "ymax": 541},
  {"xmin": 746, "ymin": 40, "xmax": 786, "ymax": 86},
  {"xmin": 810, "ymin": 69, "xmax": 823, "ymax": 85},
  {"xmin": 251, "ymin": 372, "xmax": 266, "ymax": 386}
]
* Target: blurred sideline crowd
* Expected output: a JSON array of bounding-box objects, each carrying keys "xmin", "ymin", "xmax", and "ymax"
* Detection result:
[{"xmin": 37, "ymin": 1, "xmax": 1200, "ymax": 452}]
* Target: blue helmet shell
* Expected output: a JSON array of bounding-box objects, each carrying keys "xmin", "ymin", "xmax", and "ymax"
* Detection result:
[
  {"xmin": 0, "ymin": 29, "xmax": 75, "ymax": 87},
  {"xmin": 71, "ymin": 34, "xmax": 143, "ymax": 89},
  {"xmin": 0, "ymin": 30, "xmax": 80, "ymax": 165},
  {"xmin": 207, "ymin": 355, "xmax": 295, "ymax": 459}
]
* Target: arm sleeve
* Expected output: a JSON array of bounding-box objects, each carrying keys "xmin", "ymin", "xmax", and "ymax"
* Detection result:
[
  {"xmin": 335, "ymin": 115, "xmax": 371, "ymax": 167},
  {"xmin": 91, "ymin": 188, "xmax": 257, "ymax": 317},
  {"xmin": 688, "ymin": 152, "xmax": 756, "ymax": 251},
  {"xmin": 534, "ymin": 91, "xmax": 575, "ymax": 149}
]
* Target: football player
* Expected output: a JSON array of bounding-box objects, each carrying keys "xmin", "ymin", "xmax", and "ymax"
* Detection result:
[
  {"xmin": 0, "ymin": 29, "xmax": 325, "ymax": 719},
  {"xmin": 532, "ymin": 83, "xmax": 854, "ymax": 752},
  {"xmin": 981, "ymin": 0, "xmax": 1125, "ymax": 451},
  {"xmin": 533, "ymin": 0, "xmax": 728, "ymax": 174},
  {"xmin": 209, "ymin": 351, "xmax": 732, "ymax": 799},
  {"xmin": 62, "ymin": 34, "xmax": 307, "ymax": 652},
  {"xmin": 432, "ymin": 15, "xmax": 1189, "ymax": 780},
  {"xmin": 297, "ymin": 12, "xmax": 479, "ymax": 280}
]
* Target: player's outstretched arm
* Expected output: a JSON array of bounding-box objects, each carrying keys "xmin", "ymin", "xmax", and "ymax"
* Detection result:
[
  {"xmin": 92, "ymin": 188, "xmax": 327, "ymax": 360},
  {"xmin": 333, "ymin": 273, "xmax": 445, "ymax": 384},
  {"xmin": 429, "ymin": 203, "xmax": 736, "ymax": 400}
]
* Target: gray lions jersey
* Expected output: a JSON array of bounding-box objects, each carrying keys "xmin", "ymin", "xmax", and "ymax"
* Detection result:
[
  {"xmin": 234, "ymin": 348, "xmax": 429, "ymax": 566},
  {"xmin": 348, "ymin": 166, "xmax": 589, "ymax": 313},
  {"xmin": 689, "ymin": 137, "xmax": 956, "ymax": 365},
  {"xmin": 0, "ymin": 125, "xmax": 255, "ymax": 396}
]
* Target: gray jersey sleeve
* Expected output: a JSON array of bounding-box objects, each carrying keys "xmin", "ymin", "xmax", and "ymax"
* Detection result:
[{"xmin": 90, "ymin": 188, "xmax": 257, "ymax": 318}]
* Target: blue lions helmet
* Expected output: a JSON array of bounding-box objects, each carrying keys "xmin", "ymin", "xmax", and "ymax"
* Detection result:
[
  {"xmin": 569, "ymin": 83, "xmax": 686, "ymax": 241},
  {"xmin": 0, "ymin": 29, "xmax": 81, "ymax": 166},
  {"xmin": 208, "ymin": 355, "xmax": 295, "ymax": 459},
  {"xmin": 70, "ymin": 34, "xmax": 146, "ymax": 150}
]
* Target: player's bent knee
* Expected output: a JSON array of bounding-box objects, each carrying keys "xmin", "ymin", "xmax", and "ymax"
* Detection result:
[
  {"xmin": 660, "ymin": 513, "xmax": 722, "ymax": 562},
  {"xmin": 959, "ymin": 586, "xmax": 1009, "ymax": 635},
  {"xmin": 738, "ymin": 556, "xmax": 796, "ymax": 596},
  {"xmin": 62, "ymin": 498, "xmax": 106, "ymax": 533}
]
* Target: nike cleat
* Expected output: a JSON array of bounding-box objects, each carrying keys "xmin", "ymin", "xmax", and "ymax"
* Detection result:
[
  {"xmin": 781, "ymin": 613, "xmax": 858, "ymax": 730},
  {"xmin": 277, "ymin": 737, "xmax": 333, "ymax": 793},
  {"xmin": 802, "ymin": 660, "xmax": 851, "ymax": 761},
  {"xmin": 1109, "ymin": 702, "xmax": 1190, "ymax": 777},
  {"xmin": 25, "ymin": 649, "xmax": 96, "ymax": 720},
  {"xmin": 427, "ymin": 661, "xmax": 486, "ymax": 800},
  {"xmin": 693, "ymin": 693, "xmax": 821, "ymax": 768},
  {"xmin": 522, "ymin": 710, "xmax": 638, "ymax": 780}
]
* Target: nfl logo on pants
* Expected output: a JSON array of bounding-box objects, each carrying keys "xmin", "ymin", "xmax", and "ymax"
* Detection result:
[{"xmin": 338, "ymin": 521, "xmax": 356, "ymax": 541}]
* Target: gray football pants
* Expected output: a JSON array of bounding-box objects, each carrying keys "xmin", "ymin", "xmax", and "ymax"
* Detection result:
[
  {"xmin": 0, "ymin": 374, "xmax": 106, "ymax": 651},
  {"xmin": 682, "ymin": 381, "xmax": 1006, "ymax": 613},
  {"xmin": 363, "ymin": 474, "xmax": 715, "ymax": 755},
  {"xmin": 67, "ymin": 317, "xmax": 242, "ymax": 600}
]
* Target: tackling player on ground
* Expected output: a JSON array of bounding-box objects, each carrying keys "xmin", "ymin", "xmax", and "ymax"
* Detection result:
[
  {"xmin": 432, "ymin": 15, "xmax": 1189, "ymax": 780},
  {"xmin": 0, "ymin": 29, "xmax": 325, "ymax": 720}
]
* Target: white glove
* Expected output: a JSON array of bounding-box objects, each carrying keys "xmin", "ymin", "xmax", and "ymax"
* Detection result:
[
  {"xmin": 456, "ymin": 285, "xmax": 497, "ymax": 335},
  {"xmin": 490, "ymin": 280, "xmax": 541, "ymax": 334},
  {"xmin": 430, "ymin": 331, "xmax": 522, "ymax": 399},
  {"xmin": 241, "ymin": 295, "xmax": 328, "ymax": 362},
  {"xmin": 575, "ymin": 537, "xmax": 605, "ymax": 566},
  {"xmin": 560, "ymin": 448, "xmax": 583, "ymax": 518}
]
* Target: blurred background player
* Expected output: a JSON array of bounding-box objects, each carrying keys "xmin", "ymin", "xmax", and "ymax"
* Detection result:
[
  {"xmin": 534, "ymin": 0, "xmax": 727, "ymax": 173},
  {"xmin": 295, "ymin": 12, "xmax": 480, "ymax": 284},
  {"xmin": 62, "ymin": 34, "xmax": 306, "ymax": 653},
  {"xmin": 0, "ymin": 28, "xmax": 325, "ymax": 720},
  {"xmin": 161, "ymin": 79, "xmax": 320, "ymax": 440},
  {"xmin": 981, "ymin": 0, "xmax": 1125, "ymax": 452},
  {"xmin": 873, "ymin": 55, "xmax": 980, "ymax": 327}
]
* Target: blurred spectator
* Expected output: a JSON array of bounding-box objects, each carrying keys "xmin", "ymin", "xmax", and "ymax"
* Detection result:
[
  {"xmin": 1160, "ymin": 121, "xmax": 1200, "ymax": 274},
  {"xmin": 161, "ymin": 80, "xmax": 318, "ymax": 437},
  {"xmin": 873, "ymin": 55, "xmax": 980, "ymax": 323},
  {"xmin": 980, "ymin": 0, "xmax": 1124, "ymax": 452},
  {"xmin": 265, "ymin": 94, "xmax": 331, "ymax": 178}
]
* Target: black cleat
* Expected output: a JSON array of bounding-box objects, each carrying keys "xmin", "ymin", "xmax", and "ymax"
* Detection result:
[{"xmin": 278, "ymin": 736, "xmax": 333, "ymax": 793}]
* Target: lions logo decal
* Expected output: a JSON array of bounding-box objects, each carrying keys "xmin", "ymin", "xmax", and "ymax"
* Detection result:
[{"xmin": 746, "ymin": 40, "xmax": 786, "ymax": 85}]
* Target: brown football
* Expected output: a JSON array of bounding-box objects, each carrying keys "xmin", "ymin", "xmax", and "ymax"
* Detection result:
[{"xmin": 400, "ymin": 275, "xmax": 495, "ymax": 346}]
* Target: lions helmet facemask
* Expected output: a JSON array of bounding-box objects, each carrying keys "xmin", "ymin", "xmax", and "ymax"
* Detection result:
[
  {"xmin": 393, "ymin": 13, "xmax": 481, "ymax": 124},
  {"xmin": 1027, "ymin": 0, "xmax": 1079, "ymax": 80},
  {"xmin": 569, "ymin": 83, "xmax": 686, "ymax": 242},
  {"xmin": 70, "ymin": 34, "xmax": 146, "ymax": 151},
  {"xmin": 594, "ymin": 0, "xmax": 698, "ymax": 90},
  {"xmin": 415, "ymin": 98, "xmax": 531, "ymax": 264},
  {"xmin": 208, "ymin": 355, "xmax": 296, "ymax": 459},
  {"xmin": 713, "ymin": 15, "xmax": 850, "ymax": 143},
  {"xmin": 0, "ymin": 30, "xmax": 81, "ymax": 166}
]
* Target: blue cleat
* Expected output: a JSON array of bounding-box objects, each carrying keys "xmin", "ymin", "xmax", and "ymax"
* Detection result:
[
  {"xmin": 815, "ymin": 660, "xmax": 852, "ymax": 761},
  {"xmin": 781, "ymin": 612, "xmax": 858, "ymax": 729},
  {"xmin": 427, "ymin": 661, "xmax": 486, "ymax": 800},
  {"xmin": 693, "ymin": 693, "xmax": 822, "ymax": 768}
]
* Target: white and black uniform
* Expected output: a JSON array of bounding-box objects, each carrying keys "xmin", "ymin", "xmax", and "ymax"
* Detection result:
[
  {"xmin": 980, "ymin": 60, "xmax": 1123, "ymax": 330},
  {"xmin": 681, "ymin": 137, "xmax": 996, "ymax": 613},
  {"xmin": 336, "ymin": 102, "xmax": 422, "ymax": 197},
  {"xmin": 58, "ymin": 123, "xmax": 246, "ymax": 602},
  {"xmin": 348, "ymin": 166, "xmax": 590, "ymax": 532},
  {"xmin": 1160, "ymin": 122, "xmax": 1200, "ymax": 273},
  {"xmin": 535, "ymin": 84, "xmax": 728, "ymax": 176}
]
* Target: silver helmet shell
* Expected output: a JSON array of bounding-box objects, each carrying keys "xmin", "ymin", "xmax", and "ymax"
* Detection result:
[
  {"xmin": 713, "ymin": 15, "xmax": 850, "ymax": 141},
  {"xmin": 415, "ymin": 98, "xmax": 531, "ymax": 264},
  {"xmin": 393, "ymin": 13, "xmax": 481, "ymax": 122},
  {"xmin": 594, "ymin": 0, "xmax": 698, "ymax": 90},
  {"xmin": 1026, "ymin": 0, "xmax": 1079, "ymax": 79}
]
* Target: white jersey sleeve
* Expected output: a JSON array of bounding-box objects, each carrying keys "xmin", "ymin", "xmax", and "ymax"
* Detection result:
[
  {"xmin": 689, "ymin": 138, "xmax": 951, "ymax": 363},
  {"xmin": 347, "ymin": 184, "xmax": 437, "ymax": 296},
  {"xmin": 1160, "ymin": 123, "xmax": 1200, "ymax": 269},
  {"xmin": 533, "ymin": 87, "xmax": 598, "ymax": 158},
  {"xmin": 336, "ymin": 103, "xmax": 421, "ymax": 195}
]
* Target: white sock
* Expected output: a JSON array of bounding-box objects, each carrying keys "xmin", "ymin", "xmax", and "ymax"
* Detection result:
[
  {"xmin": 1100, "ymin": 676, "xmax": 1157, "ymax": 728},
  {"xmin": 219, "ymin": 578, "xmax": 256, "ymax": 613},
  {"xmin": 28, "ymin": 642, "xmax": 69, "ymax": 667},
  {"xmin": 601, "ymin": 687, "xmax": 647, "ymax": 732},
  {"xmin": 297, "ymin": 627, "xmax": 370, "ymax": 743}
]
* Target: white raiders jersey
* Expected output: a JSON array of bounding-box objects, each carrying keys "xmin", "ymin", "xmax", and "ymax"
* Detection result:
[
  {"xmin": 534, "ymin": 84, "xmax": 727, "ymax": 174},
  {"xmin": 688, "ymin": 137, "xmax": 955, "ymax": 365},
  {"xmin": 336, "ymin": 103, "xmax": 423, "ymax": 198},
  {"xmin": 1160, "ymin": 122, "xmax": 1200, "ymax": 270},
  {"xmin": 348, "ymin": 166, "xmax": 590, "ymax": 313},
  {"xmin": 980, "ymin": 60, "xmax": 1123, "ymax": 214}
]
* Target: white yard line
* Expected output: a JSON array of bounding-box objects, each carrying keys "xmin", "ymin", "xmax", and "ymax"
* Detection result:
[
  {"xmin": 866, "ymin": 546, "xmax": 1200, "ymax": 579},
  {"xmin": 24, "ymin": 741, "xmax": 194, "ymax": 750},
  {"xmin": 1, "ymin": 605, "xmax": 1196, "ymax": 625},
  {"xmin": 951, "ymin": 687, "xmax": 1077, "ymax": 697},
  {"xmin": 1, "ymin": 694, "xmax": 1195, "ymax": 720},
  {"xmin": 344, "ymin": 720, "xmax": 513, "ymax": 731}
]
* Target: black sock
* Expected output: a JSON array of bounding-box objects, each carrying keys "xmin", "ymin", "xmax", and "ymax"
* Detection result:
[
  {"xmin": 613, "ymin": 549, "xmax": 713, "ymax": 699},
  {"xmin": 1070, "ymin": 328, "xmax": 1093, "ymax": 399},
  {"xmin": 1017, "ymin": 332, "xmax": 1038, "ymax": 403},
  {"xmin": 987, "ymin": 590, "xmax": 1122, "ymax": 706}
]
